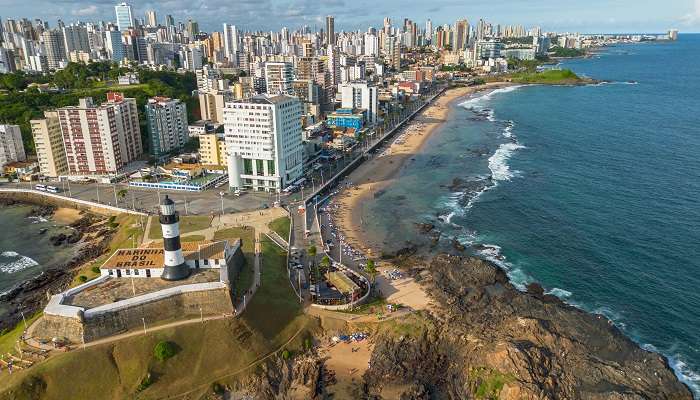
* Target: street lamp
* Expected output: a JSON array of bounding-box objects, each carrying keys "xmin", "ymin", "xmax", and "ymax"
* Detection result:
[{"xmin": 219, "ymin": 191, "xmax": 225, "ymax": 216}]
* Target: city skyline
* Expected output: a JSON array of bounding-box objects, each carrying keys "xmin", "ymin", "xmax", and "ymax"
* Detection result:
[{"xmin": 0, "ymin": 0, "xmax": 698, "ymax": 34}]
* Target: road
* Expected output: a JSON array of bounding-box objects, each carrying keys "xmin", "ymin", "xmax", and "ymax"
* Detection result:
[
  {"xmin": 288, "ymin": 85, "xmax": 447, "ymax": 299},
  {"xmin": 1, "ymin": 180, "xmax": 274, "ymax": 216}
]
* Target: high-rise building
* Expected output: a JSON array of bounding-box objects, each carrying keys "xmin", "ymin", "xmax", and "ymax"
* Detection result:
[
  {"xmin": 42, "ymin": 29, "xmax": 66, "ymax": 70},
  {"xmin": 222, "ymin": 23, "xmax": 240, "ymax": 63},
  {"xmin": 145, "ymin": 10, "xmax": 157, "ymax": 27},
  {"xmin": 326, "ymin": 16, "xmax": 335, "ymax": 47},
  {"xmin": 455, "ymin": 19, "xmax": 469, "ymax": 50},
  {"xmin": 0, "ymin": 125, "xmax": 26, "ymax": 174},
  {"xmin": 105, "ymin": 29, "xmax": 125, "ymax": 61},
  {"xmin": 57, "ymin": 93, "xmax": 142, "ymax": 175},
  {"xmin": 224, "ymin": 95, "xmax": 304, "ymax": 192},
  {"xmin": 426, "ymin": 19, "xmax": 433, "ymax": 43},
  {"xmin": 199, "ymin": 90, "xmax": 234, "ymax": 124},
  {"xmin": 165, "ymin": 15, "xmax": 175, "ymax": 27},
  {"xmin": 145, "ymin": 97, "xmax": 189, "ymax": 159},
  {"xmin": 115, "ymin": 2, "xmax": 134, "ymax": 31},
  {"xmin": 30, "ymin": 111, "xmax": 68, "ymax": 178},
  {"xmin": 198, "ymin": 133, "xmax": 228, "ymax": 166},
  {"xmin": 340, "ymin": 82, "xmax": 379, "ymax": 125},
  {"xmin": 62, "ymin": 24, "xmax": 90, "ymax": 54},
  {"xmin": 264, "ymin": 62, "xmax": 293, "ymax": 95}
]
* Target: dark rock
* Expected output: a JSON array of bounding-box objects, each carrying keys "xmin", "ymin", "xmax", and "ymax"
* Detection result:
[
  {"xmin": 361, "ymin": 254, "xmax": 693, "ymax": 399},
  {"xmin": 415, "ymin": 222, "xmax": 435, "ymax": 234}
]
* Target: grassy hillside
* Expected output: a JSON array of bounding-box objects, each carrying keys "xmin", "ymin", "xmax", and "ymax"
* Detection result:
[
  {"xmin": 0, "ymin": 228, "xmax": 315, "ymax": 400},
  {"xmin": 268, "ymin": 216, "xmax": 291, "ymax": 241},
  {"xmin": 508, "ymin": 69, "xmax": 584, "ymax": 84}
]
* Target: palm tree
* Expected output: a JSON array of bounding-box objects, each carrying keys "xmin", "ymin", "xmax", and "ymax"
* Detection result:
[
  {"xmin": 116, "ymin": 189, "xmax": 127, "ymax": 207},
  {"xmin": 320, "ymin": 256, "xmax": 331, "ymax": 273},
  {"xmin": 364, "ymin": 259, "xmax": 377, "ymax": 283}
]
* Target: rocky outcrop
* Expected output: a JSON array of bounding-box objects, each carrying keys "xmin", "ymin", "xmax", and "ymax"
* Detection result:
[
  {"xmin": 362, "ymin": 255, "xmax": 692, "ymax": 399},
  {"xmin": 238, "ymin": 354, "xmax": 323, "ymax": 400}
]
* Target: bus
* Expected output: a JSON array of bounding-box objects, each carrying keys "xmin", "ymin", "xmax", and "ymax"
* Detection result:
[
  {"xmin": 35, "ymin": 184, "xmax": 47, "ymax": 191},
  {"xmin": 46, "ymin": 186, "xmax": 59, "ymax": 193}
]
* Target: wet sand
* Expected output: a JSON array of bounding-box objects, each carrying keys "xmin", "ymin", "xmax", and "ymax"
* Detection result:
[{"xmin": 332, "ymin": 83, "xmax": 514, "ymax": 258}]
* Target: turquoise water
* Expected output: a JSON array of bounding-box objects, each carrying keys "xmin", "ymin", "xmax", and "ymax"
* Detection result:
[{"xmin": 362, "ymin": 35, "xmax": 700, "ymax": 395}]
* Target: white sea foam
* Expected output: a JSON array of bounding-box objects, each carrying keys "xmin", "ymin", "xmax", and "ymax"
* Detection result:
[
  {"xmin": 488, "ymin": 142, "xmax": 526, "ymax": 181},
  {"xmin": 475, "ymin": 244, "xmax": 530, "ymax": 290},
  {"xmin": 546, "ymin": 287, "xmax": 573, "ymax": 298},
  {"xmin": 0, "ymin": 251, "xmax": 39, "ymax": 274},
  {"xmin": 668, "ymin": 357, "xmax": 700, "ymax": 395}
]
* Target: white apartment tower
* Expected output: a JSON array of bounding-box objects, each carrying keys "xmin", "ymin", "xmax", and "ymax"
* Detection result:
[
  {"xmin": 264, "ymin": 62, "xmax": 294, "ymax": 95},
  {"xmin": 224, "ymin": 95, "xmax": 304, "ymax": 192},
  {"xmin": 57, "ymin": 92, "xmax": 142, "ymax": 176},
  {"xmin": 340, "ymin": 82, "xmax": 379, "ymax": 125},
  {"xmin": 0, "ymin": 125, "xmax": 26, "ymax": 173}
]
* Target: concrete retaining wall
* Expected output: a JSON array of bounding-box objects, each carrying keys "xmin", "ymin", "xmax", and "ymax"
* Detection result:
[
  {"xmin": 0, "ymin": 189, "xmax": 147, "ymax": 216},
  {"xmin": 83, "ymin": 286, "xmax": 233, "ymax": 342}
]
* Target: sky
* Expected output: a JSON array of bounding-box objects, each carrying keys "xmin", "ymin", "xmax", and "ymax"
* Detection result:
[{"xmin": 1, "ymin": 0, "xmax": 699, "ymax": 34}]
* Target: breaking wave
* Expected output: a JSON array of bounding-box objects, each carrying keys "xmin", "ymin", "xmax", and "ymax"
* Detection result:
[{"xmin": 0, "ymin": 251, "xmax": 39, "ymax": 274}]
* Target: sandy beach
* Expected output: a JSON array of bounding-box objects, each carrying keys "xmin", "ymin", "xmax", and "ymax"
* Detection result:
[{"xmin": 330, "ymin": 82, "xmax": 514, "ymax": 258}]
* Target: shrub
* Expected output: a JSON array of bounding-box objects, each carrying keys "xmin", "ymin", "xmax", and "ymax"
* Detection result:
[
  {"xmin": 303, "ymin": 338, "xmax": 312, "ymax": 351},
  {"xmin": 281, "ymin": 349, "xmax": 291, "ymax": 360},
  {"xmin": 78, "ymin": 275, "xmax": 88, "ymax": 283},
  {"xmin": 212, "ymin": 382, "xmax": 225, "ymax": 395},
  {"xmin": 153, "ymin": 341, "xmax": 178, "ymax": 362},
  {"xmin": 91, "ymin": 266, "xmax": 100, "ymax": 274},
  {"xmin": 136, "ymin": 373, "xmax": 153, "ymax": 392}
]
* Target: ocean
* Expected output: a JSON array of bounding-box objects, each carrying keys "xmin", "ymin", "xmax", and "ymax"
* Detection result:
[
  {"xmin": 360, "ymin": 34, "xmax": 700, "ymax": 395},
  {"xmin": 0, "ymin": 204, "xmax": 76, "ymax": 301}
]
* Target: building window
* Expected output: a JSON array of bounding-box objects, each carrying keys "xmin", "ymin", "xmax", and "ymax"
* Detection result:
[
  {"xmin": 108, "ymin": 269, "xmax": 113, "ymax": 276},
  {"xmin": 125, "ymin": 269, "xmax": 131, "ymax": 275},
  {"xmin": 134, "ymin": 269, "xmax": 139, "ymax": 275}
]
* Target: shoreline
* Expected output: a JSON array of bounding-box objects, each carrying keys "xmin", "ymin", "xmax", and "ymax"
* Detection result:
[
  {"xmin": 325, "ymin": 80, "xmax": 695, "ymax": 396},
  {"xmin": 330, "ymin": 82, "xmax": 514, "ymax": 259}
]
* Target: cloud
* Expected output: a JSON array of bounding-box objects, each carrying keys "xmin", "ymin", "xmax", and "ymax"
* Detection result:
[
  {"xmin": 72, "ymin": 5, "xmax": 99, "ymax": 16},
  {"xmin": 679, "ymin": 0, "xmax": 700, "ymax": 24}
]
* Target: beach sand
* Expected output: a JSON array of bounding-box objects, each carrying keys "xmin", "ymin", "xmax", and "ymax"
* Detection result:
[
  {"xmin": 333, "ymin": 82, "xmax": 514, "ymax": 258},
  {"xmin": 53, "ymin": 207, "xmax": 82, "ymax": 224}
]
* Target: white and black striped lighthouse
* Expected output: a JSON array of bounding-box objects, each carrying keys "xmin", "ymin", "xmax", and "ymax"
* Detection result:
[{"xmin": 159, "ymin": 195, "xmax": 190, "ymax": 281}]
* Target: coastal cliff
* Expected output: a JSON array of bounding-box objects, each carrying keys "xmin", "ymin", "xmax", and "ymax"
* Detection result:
[{"xmin": 360, "ymin": 254, "xmax": 692, "ymax": 399}]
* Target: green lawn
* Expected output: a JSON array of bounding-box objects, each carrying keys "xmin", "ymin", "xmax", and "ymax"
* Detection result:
[
  {"xmin": 509, "ymin": 68, "xmax": 583, "ymax": 84},
  {"xmin": 242, "ymin": 239, "xmax": 301, "ymax": 342},
  {"xmin": 267, "ymin": 216, "xmax": 291, "ymax": 242},
  {"xmin": 213, "ymin": 227, "xmax": 255, "ymax": 302},
  {"xmin": 148, "ymin": 215, "xmax": 211, "ymax": 240},
  {"xmin": 0, "ymin": 313, "xmax": 42, "ymax": 355},
  {"xmin": 0, "ymin": 317, "xmax": 310, "ymax": 400}
]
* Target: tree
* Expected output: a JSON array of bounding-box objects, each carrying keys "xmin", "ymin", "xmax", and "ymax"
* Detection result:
[
  {"xmin": 364, "ymin": 259, "xmax": 377, "ymax": 283},
  {"xmin": 153, "ymin": 341, "xmax": 178, "ymax": 361},
  {"xmin": 307, "ymin": 245, "xmax": 317, "ymax": 258},
  {"xmin": 117, "ymin": 189, "xmax": 128, "ymax": 205},
  {"xmin": 320, "ymin": 256, "xmax": 331, "ymax": 272}
]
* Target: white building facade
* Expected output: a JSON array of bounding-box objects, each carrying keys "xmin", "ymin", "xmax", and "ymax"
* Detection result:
[
  {"xmin": 0, "ymin": 125, "xmax": 26, "ymax": 173},
  {"xmin": 340, "ymin": 82, "xmax": 379, "ymax": 125},
  {"xmin": 224, "ymin": 95, "xmax": 304, "ymax": 192}
]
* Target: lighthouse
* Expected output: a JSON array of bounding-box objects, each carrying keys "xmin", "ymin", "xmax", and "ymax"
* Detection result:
[{"xmin": 159, "ymin": 195, "xmax": 190, "ymax": 281}]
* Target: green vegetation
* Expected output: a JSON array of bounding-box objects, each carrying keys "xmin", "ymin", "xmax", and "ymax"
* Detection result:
[
  {"xmin": 242, "ymin": 238, "xmax": 301, "ymax": 341},
  {"xmin": 213, "ymin": 226, "xmax": 255, "ymax": 302},
  {"xmin": 376, "ymin": 312, "xmax": 432, "ymax": 338},
  {"xmin": 364, "ymin": 259, "xmax": 377, "ymax": 283},
  {"xmin": 469, "ymin": 367, "xmax": 514, "ymax": 399},
  {"xmin": 550, "ymin": 46, "xmax": 586, "ymax": 58},
  {"xmin": 148, "ymin": 215, "xmax": 211, "ymax": 240},
  {"xmin": 0, "ymin": 313, "xmax": 41, "ymax": 355},
  {"xmin": 268, "ymin": 216, "xmax": 291, "ymax": 242},
  {"xmin": 440, "ymin": 64, "xmax": 471, "ymax": 72},
  {"xmin": 0, "ymin": 315, "xmax": 317, "ymax": 399},
  {"xmin": 153, "ymin": 341, "xmax": 179, "ymax": 362},
  {"xmin": 507, "ymin": 55, "xmax": 550, "ymax": 72},
  {"xmin": 508, "ymin": 68, "xmax": 583, "ymax": 84},
  {"xmin": 0, "ymin": 62, "xmax": 197, "ymax": 155},
  {"xmin": 136, "ymin": 373, "xmax": 153, "ymax": 392}
]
